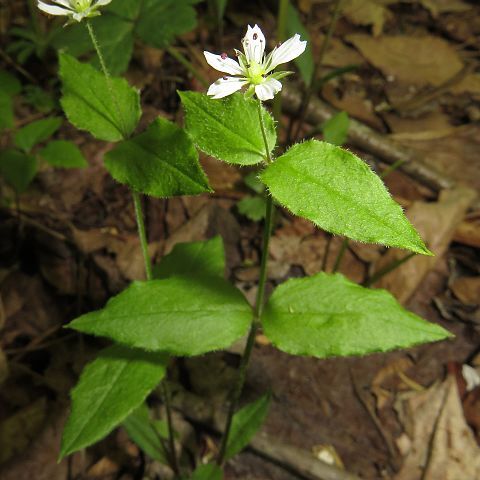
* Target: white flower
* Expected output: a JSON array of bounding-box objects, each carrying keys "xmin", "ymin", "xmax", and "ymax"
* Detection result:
[
  {"xmin": 37, "ymin": 0, "xmax": 112, "ymax": 22},
  {"xmin": 204, "ymin": 24, "xmax": 307, "ymax": 101}
]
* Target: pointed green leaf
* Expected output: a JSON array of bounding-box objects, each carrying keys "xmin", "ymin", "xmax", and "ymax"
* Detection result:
[
  {"xmin": 153, "ymin": 236, "xmax": 225, "ymax": 279},
  {"xmin": 39, "ymin": 140, "xmax": 88, "ymax": 168},
  {"xmin": 286, "ymin": 1, "xmax": 314, "ymax": 84},
  {"xmin": 188, "ymin": 463, "xmax": 223, "ymax": 480},
  {"xmin": 225, "ymin": 394, "xmax": 270, "ymax": 460},
  {"xmin": 67, "ymin": 276, "xmax": 253, "ymax": 356},
  {"xmin": 104, "ymin": 117, "xmax": 211, "ymax": 197},
  {"xmin": 59, "ymin": 53, "xmax": 141, "ymax": 142},
  {"xmin": 60, "ymin": 345, "xmax": 167, "ymax": 458},
  {"xmin": 179, "ymin": 91, "xmax": 276, "ymax": 166},
  {"xmin": 14, "ymin": 117, "xmax": 62, "ymax": 153},
  {"xmin": 262, "ymin": 272, "xmax": 452, "ymax": 359},
  {"xmin": 237, "ymin": 196, "xmax": 267, "ymax": 222},
  {"xmin": 261, "ymin": 140, "xmax": 431, "ymax": 254},
  {"xmin": 0, "ymin": 149, "xmax": 37, "ymax": 193},
  {"xmin": 0, "ymin": 91, "xmax": 14, "ymax": 131},
  {"xmin": 322, "ymin": 111, "xmax": 349, "ymax": 146},
  {"xmin": 122, "ymin": 403, "xmax": 168, "ymax": 464},
  {"xmin": 136, "ymin": 0, "xmax": 198, "ymax": 49}
]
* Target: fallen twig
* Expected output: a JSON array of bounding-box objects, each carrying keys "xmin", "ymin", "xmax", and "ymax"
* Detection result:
[{"xmin": 282, "ymin": 86, "xmax": 455, "ymax": 193}]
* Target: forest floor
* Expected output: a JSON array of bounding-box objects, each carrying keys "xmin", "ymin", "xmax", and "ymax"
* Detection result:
[{"xmin": 1, "ymin": 1, "xmax": 480, "ymax": 479}]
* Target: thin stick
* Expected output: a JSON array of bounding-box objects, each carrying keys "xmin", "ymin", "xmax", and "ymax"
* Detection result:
[{"xmin": 363, "ymin": 252, "xmax": 416, "ymax": 287}]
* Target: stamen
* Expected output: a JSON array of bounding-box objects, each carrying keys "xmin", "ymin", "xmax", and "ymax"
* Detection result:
[
  {"xmin": 220, "ymin": 52, "xmax": 228, "ymax": 60},
  {"xmin": 253, "ymin": 33, "xmax": 258, "ymax": 40},
  {"xmin": 223, "ymin": 76, "xmax": 228, "ymax": 80}
]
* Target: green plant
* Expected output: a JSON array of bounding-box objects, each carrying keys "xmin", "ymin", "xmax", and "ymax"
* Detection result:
[{"xmin": 34, "ymin": 3, "xmax": 452, "ymax": 478}]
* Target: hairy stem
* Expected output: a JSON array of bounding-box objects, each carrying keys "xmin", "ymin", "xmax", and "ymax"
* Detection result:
[
  {"xmin": 363, "ymin": 252, "xmax": 416, "ymax": 287},
  {"xmin": 86, "ymin": 23, "xmax": 178, "ymax": 475},
  {"xmin": 217, "ymin": 100, "xmax": 275, "ymax": 465},
  {"xmin": 167, "ymin": 46, "xmax": 209, "ymax": 88}
]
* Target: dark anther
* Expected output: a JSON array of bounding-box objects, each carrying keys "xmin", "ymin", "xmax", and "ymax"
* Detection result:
[
  {"xmin": 246, "ymin": 63, "xmax": 251, "ymax": 68},
  {"xmin": 220, "ymin": 52, "xmax": 227, "ymax": 60},
  {"xmin": 253, "ymin": 33, "xmax": 258, "ymax": 40},
  {"xmin": 223, "ymin": 76, "xmax": 228, "ymax": 80},
  {"xmin": 262, "ymin": 74, "xmax": 267, "ymax": 78},
  {"xmin": 277, "ymin": 41, "xmax": 282, "ymax": 47}
]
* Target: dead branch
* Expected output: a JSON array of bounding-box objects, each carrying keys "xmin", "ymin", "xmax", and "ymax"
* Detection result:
[{"xmin": 281, "ymin": 86, "xmax": 455, "ymax": 193}]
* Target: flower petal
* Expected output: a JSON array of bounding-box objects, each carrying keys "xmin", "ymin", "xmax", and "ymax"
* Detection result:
[
  {"xmin": 255, "ymin": 77, "xmax": 282, "ymax": 101},
  {"xmin": 264, "ymin": 34, "xmax": 307, "ymax": 72},
  {"xmin": 204, "ymin": 51, "xmax": 244, "ymax": 76},
  {"xmin": 37, "ymin": 1, "xmax": 71, "ymax": 15},
  {"xmin": 207, "ymin": 77, "xmax": 248, "ymax": 99},
  {"xmin": 52, "ymin": 0, "xmax": 72, "ymax": 7},
  {"xmin": 95, "ymin": 0, "xmax": 113, "ymax": 5},
  {"xmin": 242, "ymin": 24, "xmax": 266, "ymax": 64}
]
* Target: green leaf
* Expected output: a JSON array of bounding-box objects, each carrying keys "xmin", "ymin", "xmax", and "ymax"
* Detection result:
[
  {"xmin": 59, "ymin": 53, "xmax": 141, "ymax": 142},
  {"xmin": 67, "ymin": 276, "xmax": 252, "ymax": 356},
  {"xmin": 60, "ymin": 344, "xmax": 167, "ymax": 458},
  {"xmin": 153, "ymin": 236, "xmax": 225, "ymax": 280},
  {"xmin": 244, "ymin": 172, "xmax": 265, "ymax": 194},
  {"xmin": 0, "ymin": 91, "xmax": 14, "ymax": 131},
  {"xmin": 104, "ymin": 117, "xmax": 211, "ymax": 197},
  {"xmin": 188, "ymin": 463, "xmax": 223, "ymax": 480},
  {"xmin": 14, "ymin": 117, "xmax": 62, "ymax": 153},
  {"xmin": 237, "ymin": 196, "xmax": 266, "ymax": 222},
  {"xmin": 262, "ymin": 272, "xmax": 452, "ymax": 359},
  {"xmin": 105, "ymin": 0, "xmax": 142, "ymax": 19},
  {"xmin": 136, "ymin": 0, "xmax": 198, "ymax": 49},
  {"xmin": 322, "ymin": 111, "xmax": 349, "ymax": 146},
  {"xmin": 39, "ymin": 140, "xmax": 88, "ymax": 169},
  {"xmin": 0, "ymin": 70, "xmax": 21, "ymax": 97},
  {"xmin": 0, "ymin": 149, "xmax": 37, "ymax": 193},
  {"xmin": 23, "ymin": 85, "xmax": 56, "ymax": 113},
  {"xmin": 179, "ymin": 91, "xmax": 276, "ymax": 166},
  {"xmin": 122, "ymin": 403, "xmax": 168, "ymax": 464},
  {"xmin": 286, "ymin": 1, "xmax": 314, "ymax": 84},
  {"xmin": 260, "ymin": 140, "xmax": 431, "ymax": 255},
  {"xmin": 225, "ymin": 394, "xmax": 270, "ymax": 460}
]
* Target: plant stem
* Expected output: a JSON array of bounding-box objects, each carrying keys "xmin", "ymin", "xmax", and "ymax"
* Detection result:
[
  {"xmin": 132, "ymin": 191, "xmax": 154, "ymax": 281},
  {"xmin": 363, "ymin": 252, "xmax": 416, "ymax": 287},
  {"xmin": 217, "ymin": 100, "xmax": 275, "ymax": 465},
  {"xmin": 332, "ymin": 238, "xmax": 348, "ymax": 273},
  {"xmin": 85, "ymin": 20, "xmax": 127, "ymax": 137},
  {"xmin": 167, "ymin": 46, "xmax": 209, "ymax": 88},
  {"xmin": 86, "ymin": 23, "xmax": 178, "ymax": 475},
  {"xmin": 288, "ymin": 0, "xmax": 343, "ymax": 144}
]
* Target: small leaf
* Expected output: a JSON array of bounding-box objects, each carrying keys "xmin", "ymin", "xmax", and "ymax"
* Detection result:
[
  {"xmin": 14, "ymin": 117, "xmax": 62, "ymax": 153},
  {"xmin": 286, "ymin": 1, "xmax": 314, "ymax": 84},
  {"xmin": 179, "ymin": 91, "xmax": 276, "ymax": 166},
  {"xmin": 136, "ymin": 0, "xmax": 198, "ymax": 49},
  {"xmin": 262, "ymin": 272, "xmax": 452, "ymax": 359},
  {"xmin": 104, "ymin": 117, "xmax": 211, "ymax": 197},
  {"xmin": 0, "ymin": 149, "xmax": 37, "ymax": 193},
  {"xmin": 59, "ymin": 53, "xmax": 141, "ymax": 142},
  {"xmin": 237, "ymin": 196, "xmax": 267, "ymax": 222},
  {"xmin": 188, "ymin": 463, "xmax": 223, "ymax": 480},
  {"xmin": 153, "ymin": 236, "xmax": 225, "ymax": 279},
  {"xmin": 0, "ymin": 70, "xmax": 21, "ymax": 97},
  {"xmin": 322, "ymin": 111, "xmax": 349, "ymax": 146},
  {"xmin": 225, "ymin": 394, "xmax": 270, "ymax": 460},
  {"xmin": 60, "ymin": 344, "xmax": 167, "ymax": 458},
  {"xmin": 0, "ymin": 91, "xmax": 14, "ymax": 131},
  {"xmin": 244, "ymin": 172, "xmax": 265, "ymax": 194},
  {"xmin": 39, "ymin": 140, "xmax": 88, "ymax": 169},
  {"xmin": 260, "ymin": 140, "xmax": 431, "ymax": 255},
  {"xmin": 23, "ymin": 85, "xmax": 56, "ymax": 113},
  {"xmin": 123, "ymin": 403, "xmax": 168, "ymax": 464},
  {"xmin": 68, "ymin": 276, "xmax": 253, "ymax": 356}
]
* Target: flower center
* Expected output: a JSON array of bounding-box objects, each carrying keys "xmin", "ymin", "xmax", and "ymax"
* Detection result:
[
  {"xmin": 247, "ymin": 61, "xmax": 266, "ymax": 85},
  {"xmin": 72, "ymin": 0, "xmax": 91, "ymax": 12}
]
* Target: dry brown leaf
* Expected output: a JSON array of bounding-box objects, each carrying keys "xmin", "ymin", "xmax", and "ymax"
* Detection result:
[
  {"xmin": 323, "ymin": 37, "xmax": 365, "ymax": 68},
  {"xmin": 417, "ymin": 0, "xmax": 472, "ymax": 17},
  {"xmin": 394, "ymin": 375, "xmax": 480, "ymax": 480},
  {"xmin": 343, "ymin": 0, "xmax": 396, "ymax": 36},
  {"xmin": 347, "ymin": 34, "xmax": 464, "ymax": 87},
  {"xmin": 453, "ymin": 215, "xmax": 480, "ymax": 249},
  {"xmin": 450, "ymin": 73, "xmax": 480, "ymax": 99},
  {"xmin": 372, "ymin": 187, "xmax": 477, "ymax": 303},
  {"xmin": 450, "ymin": 277, "xmax": 480, "ymax": 305}
]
